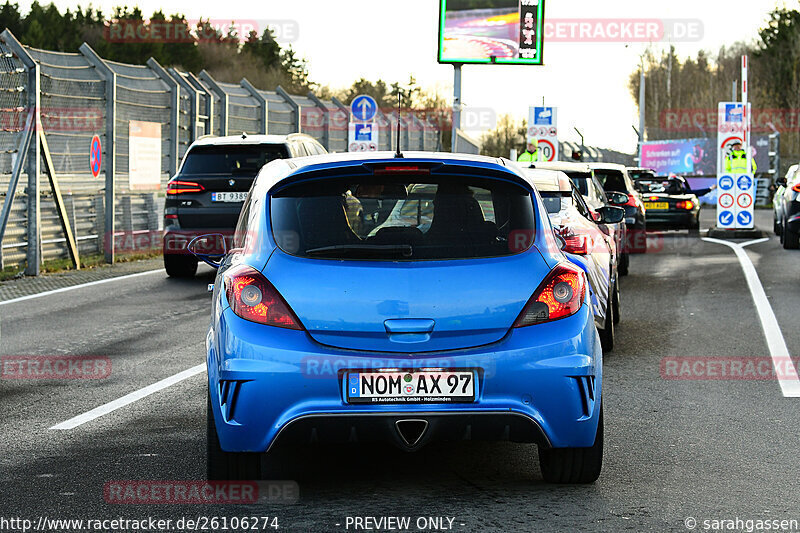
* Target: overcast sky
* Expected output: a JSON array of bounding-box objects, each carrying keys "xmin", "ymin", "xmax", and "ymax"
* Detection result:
[{"xmin": 17, "ymin": 0, "xmax": 782, "ymax": 153}]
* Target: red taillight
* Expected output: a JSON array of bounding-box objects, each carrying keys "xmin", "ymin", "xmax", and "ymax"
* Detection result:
[
  {"xmin": 558, "ymin": 229, "xmax": 589, "ymax": 254},
  {"xmin": 224, "ymin": 265, "xmax": 303, "ymax": 330},
  {"xmin": 792, "ymin": 183, "xmax": 800, "ymax": 193},
  {"xmin": 649, "ymin": 195, "xmax": 659, "ymax": 201},
  {"xmin": 167, "ymin": 180, "xmax": 205, "ymax": 195},
  {"xmin": 165, "ymin": 214, "xmax": 178, "ymax": 219},
  {"xmin": 617, "ymin": 193, "xmax": 638, "ymax": 207},
  {"xmin": 513, "ymin": 262, "xmax": 586, "ymax": 327},
  {"xmin": 676, "ymin": 200, "xmax": 694, "ymax": 210},
  {"xmin": 373, "ymin": 165, "xmax": 430, "ymax": 175}
]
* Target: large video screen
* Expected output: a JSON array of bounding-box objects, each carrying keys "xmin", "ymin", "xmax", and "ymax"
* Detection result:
[{"xmin": 437, "ymin": 0, "xmax": 545, "ymax": 65}]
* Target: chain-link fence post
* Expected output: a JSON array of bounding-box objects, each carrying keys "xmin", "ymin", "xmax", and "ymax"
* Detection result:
[
  {"xmin": 198, "ymin": 70, "xmax": 227, "ymax": 136},
  {"xmin": 24, "ymin": 50, "xmax": 40, "ymax": 275},
  {"xmin": 275, "ymin": 86, "xmax": 300, "ymax": 133},
  {"xmin": 147, "ymin": 58, "xmax": 180, "ymax": 176},
  {"xmin": 0, "ymin": 30, "xmax": 36, "ymax": 271},
  {"xmin": 306, "ymin": 91, "xmax": 331, "ymax": 151},
  {"xmin": 240, "ymin": 78, "xmax": 268, "ymax": 134}
]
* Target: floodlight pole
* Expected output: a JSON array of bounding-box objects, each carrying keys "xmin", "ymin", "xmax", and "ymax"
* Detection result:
[
  {"xmin": 451, "ymin": 64, "xmax": 462, "ymax": 153},
  {"xmin": 574, "ymin": 127, "xmax": 584, "ymax": 162},
  {"xmin": 638, "ymin": 58, "xmax": 645, "ymax": 147}
]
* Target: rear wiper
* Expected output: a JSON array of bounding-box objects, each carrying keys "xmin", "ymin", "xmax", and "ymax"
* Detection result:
[{"xmin": 305, "ymin": 244, "xmax": 413, "ymax": 258}]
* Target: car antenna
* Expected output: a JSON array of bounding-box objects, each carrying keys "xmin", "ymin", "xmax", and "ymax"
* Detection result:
[{"xmin": 394, "ymin": 92, "xmax": 403, "ymax": 158}]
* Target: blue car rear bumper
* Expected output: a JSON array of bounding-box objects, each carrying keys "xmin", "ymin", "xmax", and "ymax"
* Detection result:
[{"xmin": 207, "ymin": 302, "xmax": 602, "ymax": 453}]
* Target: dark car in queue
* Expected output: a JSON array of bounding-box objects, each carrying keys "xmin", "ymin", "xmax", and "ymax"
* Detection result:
[
  {"xmin": 633, "ymin": 175, "xmax": 700, "ymax": 231},
  {"xmin": 521, "ymin": 168, "xmax": 625, "ymax": 352},
  {"xmin": 163, "ymin": 133, "xmax": 327, "ymax": 277},
  {"xmin": 775, "ymin": 168, "xmax": 800, "ymax": 249},
  {"xmin": 589, "ymin": 163, "xmax": 647, "ymax": 253},
  {"xmin": 532, "ymin": 161, "xmax": 631, "ymax": 276}
]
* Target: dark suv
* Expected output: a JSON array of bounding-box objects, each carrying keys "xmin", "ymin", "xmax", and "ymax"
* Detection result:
[{"xmin": 163, "ymin": 133, "xmax": 327, "ymax": 277}]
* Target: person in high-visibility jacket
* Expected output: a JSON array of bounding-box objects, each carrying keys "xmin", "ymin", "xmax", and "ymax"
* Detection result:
[
  {"xmin": 517, "ymin": 137, "xmax": 547, "ymax": 163},
  {"xmin": 725, "ymin": 141, "xmax": 757, "ymax": 173}
]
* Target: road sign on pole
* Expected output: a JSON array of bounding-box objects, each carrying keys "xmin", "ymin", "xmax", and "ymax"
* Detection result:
[
  {"xmin": 90, "ymin": 134, "xmax": 102, "ymax": 178},
  {"xmin": 527, "ymin": 106, "xmax": 558, "ymax": 161},
  {"xmin": 351, "ymin": 95, "xmax": 377, "ymax": 122},
  {"xmin": 717, "ymin": 102, "xmax": 754, "ymax": 229},
  {"xmin": 349, "ymin": 95, "xmax": 379, "ymax": 152}
]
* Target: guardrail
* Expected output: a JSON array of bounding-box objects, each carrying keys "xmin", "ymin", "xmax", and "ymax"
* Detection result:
[{"xmin": 0, "ymin": 29, "xmax": 443, "ymax": 273}]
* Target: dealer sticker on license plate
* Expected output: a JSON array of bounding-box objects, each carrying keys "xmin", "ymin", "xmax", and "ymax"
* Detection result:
[
  {"xmin": 346, "ymin": 370, "xmax": 476, "ymax": 404},
  {"xmin": 644, "ymin": 202, "xmax": 669, "ymax": 210},
  {"xmin": 211, "ymin": 191, "xmax": 248, "ymax": 202}
]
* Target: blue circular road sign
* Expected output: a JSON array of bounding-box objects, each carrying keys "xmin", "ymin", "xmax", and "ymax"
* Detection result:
[
  {"xmin": 351, "ymin": 95, "xmax": 377, "ymax": 122},
  {"xmin": 737, "ymin": 211, "xmax": 753, "ymax": 226},
  {"xmin": 737, "ymin": 175, "xmax": 752, "ymax": 191},
  {"xmin": 719, "ymin": 175, "xmax": 734, "ymax": 190},
  {"xmin": 718, "ymin": 211, "xmax": 734, "ymax": 227}
]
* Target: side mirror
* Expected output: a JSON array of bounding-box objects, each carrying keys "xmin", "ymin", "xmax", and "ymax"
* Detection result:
[
  {"xmin": 188, "ymin": 233, "xmax": 227, "ymax": 269},
  {"xmin": 606, "ymin": 191, "xmax": 629, "ymax": 205},
  {"xmin": 776, "ymin": 177, "xmax": 787, "ymax": 187},
  {"xmin": 597, "ymin": 206, "xmax": 625, "ymax": 224}
]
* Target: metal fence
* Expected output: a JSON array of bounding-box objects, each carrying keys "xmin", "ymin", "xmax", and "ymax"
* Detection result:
[{"xmin": 0, "ymin": 30, "xmax": 444, "ymax": 273}]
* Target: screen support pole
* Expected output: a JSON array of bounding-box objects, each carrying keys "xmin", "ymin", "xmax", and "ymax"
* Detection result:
[{"xmin": 451, "ymin": 63, "xmax": 462, "ymax": 153}]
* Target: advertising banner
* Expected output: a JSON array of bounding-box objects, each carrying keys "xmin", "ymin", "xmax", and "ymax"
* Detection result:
[{"xmin": 128, "ymin": 120, "xmax": 161, "ymax": 191}]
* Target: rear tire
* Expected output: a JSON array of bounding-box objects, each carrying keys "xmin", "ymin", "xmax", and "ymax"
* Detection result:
[
  {"xmin": 612, "ymin": 280, "xmax": 620, "ymax": 326},
  {"xmin": 164, "ymin": 254, "xmax": 198, "ymax": 278},
  {"xmin": 774, "ymin": 216, "xmax": 782, "ymax": 236},
  {"xmin": 782, "ymin": 217, "xmax": 799, "ymax": 250},
  {"xmin": 207, "ymin": 392, "xmax": 262, "ymax": 480},
  {"xmin": 599, "ymin": 293, "xmax": 614, "ymax": 352},
  {"xmin": 539, "ymin": 406, "xmax": 603, "ymax": 484}
]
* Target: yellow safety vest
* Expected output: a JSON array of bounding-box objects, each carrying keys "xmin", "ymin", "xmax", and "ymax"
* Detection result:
[
  {"xmin": 725, "ymin": 149, "xmax": 757, "ymax": 173},
  {"xmin": 517, "ymin": 149, "xmax": 546, "ymax": 163}
]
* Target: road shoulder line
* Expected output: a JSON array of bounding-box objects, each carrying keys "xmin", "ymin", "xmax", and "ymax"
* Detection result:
[
  {"xmin": 49, "ymin": 363, "xmax": 206, "ymax": 430},
  {"xmin": 702, "ymin": 237, "xmax": 800, "ymax": 397}
]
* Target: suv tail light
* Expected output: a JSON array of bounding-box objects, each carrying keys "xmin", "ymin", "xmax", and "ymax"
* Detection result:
[
  {"xmin": 167, "ymin": 180, "xmax": 205, "ymax": 195},
  {"xmin": 792, "ymin": 183, "xmax": 800, "ymax": 193},
  {"xmin": 556, "ymin": 226, "xmax": 590, "ymax": 255},
  {"xmin": 676, "ymin": 200, "xmax": 694, "ymax": 210},
  {"xmin": 623, "ymin": 194, "xmax": 639, "ymax": 207},
  {"xmin": 224, "ymin": 265, "xmax": 303, "ymax": 330},
  {"xmin": 513, "ymin": 262, "xmax": 586, "ymax": 327}
]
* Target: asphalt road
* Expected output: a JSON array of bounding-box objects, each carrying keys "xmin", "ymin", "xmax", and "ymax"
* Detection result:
[{"xmin": 1, "ymin": 209, "xmax": 798, "ymax": 532}]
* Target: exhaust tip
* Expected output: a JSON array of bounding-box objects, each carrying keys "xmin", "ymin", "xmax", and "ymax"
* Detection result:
[{"xmin": 395, "ymin": 419, "xmax": 428, "ymax": 448}]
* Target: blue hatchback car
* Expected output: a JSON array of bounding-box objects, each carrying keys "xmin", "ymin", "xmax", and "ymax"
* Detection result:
[{"xmin": 199, "ymin": 152, "xmax": 604, "ymax": 484}]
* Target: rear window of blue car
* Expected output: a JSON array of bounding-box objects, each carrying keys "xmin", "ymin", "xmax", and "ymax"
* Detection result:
[{"xmin": 270, "ymin": 176, "xmax": 536, "ymax": 260}]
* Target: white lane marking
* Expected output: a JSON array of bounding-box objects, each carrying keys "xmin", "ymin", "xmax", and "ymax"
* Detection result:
[
  {"xmin": 49, "ymin": 364, "xmax": 206, "ymax": 430},
  {"xmin": 702, "ymin": 237, "xmax": 800, "ymax": 397},
  {"xmin": 740, "ymin": 237, "xmax": 769, "ymax": 248},
  {"xmin": 0, "ymin": 269, "xmax": 165, "ymax": 306}
]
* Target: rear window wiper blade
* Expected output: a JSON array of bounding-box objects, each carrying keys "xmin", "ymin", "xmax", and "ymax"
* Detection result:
[{"xmin": 304, "ymin": 244, "xmax": 413, "ymax": 258}]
